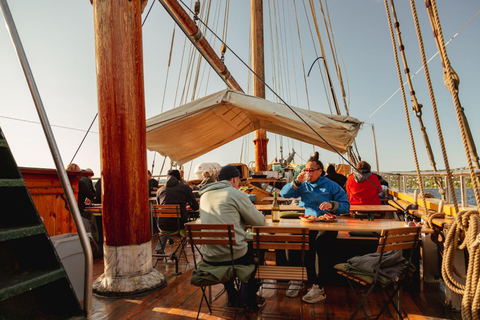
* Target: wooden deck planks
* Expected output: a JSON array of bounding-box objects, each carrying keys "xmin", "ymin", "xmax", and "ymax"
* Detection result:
[{"xmin": 90, "ymin": 237, "xmax": 462, "ymax": 320}]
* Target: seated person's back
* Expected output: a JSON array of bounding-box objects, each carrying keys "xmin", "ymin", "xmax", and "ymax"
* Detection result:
[
  {"xmin": 346, "ymin": 161, "xmax": 381, "ymax": 205},
  {"xmin": 156, "ymin": 170, "xmax": 199, "ymax": 232}
]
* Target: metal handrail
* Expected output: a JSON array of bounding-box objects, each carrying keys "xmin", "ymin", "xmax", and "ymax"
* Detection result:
[{"xmin": 0, "ymin": 1, "xmax": 92, "ymax": 318}]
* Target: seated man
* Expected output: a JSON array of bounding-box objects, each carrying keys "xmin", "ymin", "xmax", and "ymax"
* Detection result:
[
  {"xmin": 325, "ymin": 164, "xmax": 347, "ymax": 190},
  {"xmin": 148, "ymin": 170, "xmax": 159, "ymax": 196},
  {"xmin": 193, "ymin": 170, "xmax": 216, "ymax": 190},
  {"xmin": 156, "ymin": 170, "xmax": 199, "ymax": 253},
  {"xmin": 346, "ymin": 161, "xmax": 382, "ymax": 205},
  {"xmin": 199, "ymin": 165, "xmax": 266, "ymax": 311}
]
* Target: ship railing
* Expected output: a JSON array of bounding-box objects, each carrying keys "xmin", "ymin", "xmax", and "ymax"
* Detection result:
[{"xmin": 379, "ymin": 170, "xmax": 479, "ymax": 209}]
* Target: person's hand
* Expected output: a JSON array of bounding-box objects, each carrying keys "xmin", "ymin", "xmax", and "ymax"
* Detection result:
[
  {"xmin": 296, "ymin": 171, "xmax": 307, "ymax": 183},
  {"xmin": 319, "ymin": 201, "xmax": 332, "ymax": 211}
]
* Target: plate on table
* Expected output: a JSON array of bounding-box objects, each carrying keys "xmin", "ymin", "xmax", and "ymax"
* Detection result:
[
  {"xmin": 318, "ymin": 213, "xmax": 338, "ymax": 222},
  {"xmin": 299, "ymin": 215, "xmax": 319, "ymax": 222}
]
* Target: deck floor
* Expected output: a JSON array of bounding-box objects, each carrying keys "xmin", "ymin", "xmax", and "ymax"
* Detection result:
[{"xmin": 91, "ymin": 237, "xmax": 461, "ymax": 319}]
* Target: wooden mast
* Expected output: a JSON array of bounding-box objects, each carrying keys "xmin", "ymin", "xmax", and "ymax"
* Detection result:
[
  {"xmin": 92, "ymin": 0, "xmax": 165, "ymax": 295},
  {"xmin": 251, "ymin": 0, "xmax": 268, "ymax": 172}
]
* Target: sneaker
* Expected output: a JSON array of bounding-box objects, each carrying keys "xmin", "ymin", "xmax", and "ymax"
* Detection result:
[
  {"xmin": 302, "ymin": 285, "xmax": 326, "ymax": 304},
  {"xmin": 255, "ymin": 295, "xmax": 266, "ymax": 308},
  {"xmin": 257, "ymin": 279, "xmax": 276, "ymax": 298},
  {"xmin": 286, "ymin": 281, "xmax": 302, "ymax": 298}
]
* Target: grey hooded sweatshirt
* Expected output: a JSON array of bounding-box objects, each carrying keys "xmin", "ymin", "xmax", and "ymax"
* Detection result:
[{"xmin": 198, "ymin": 180, "xmax": 266, "ymax": 262}]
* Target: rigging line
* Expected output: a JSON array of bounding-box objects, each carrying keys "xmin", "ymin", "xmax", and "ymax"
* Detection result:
[
  {"xmin": 324, "ymin": 0, "xmax": 350, "ymax": 108},
  {"xmin": 363, "ymin": 9, "xmax": 480, "ymax": 123},
  {"xmin": 191, "ymin": 0, "xmax": 211, "ymax": 100},
  {"xmin": 285, "ymin": 0, "xmax": 299, "ymax": 107},
  {"xmin": 177, "ymin": 0, "xmax": 388, "ymax": 197},
  {"xmin": 161, "ymin": 25, "xmax": 176, "ymax": 113},
  {"xmin": 318, "ymin": 0, "xmax": 348, "ymax": 115},
  {"xmin": 293, "ymin": 0, "xmax": 311, "ymax": 110},
  {"xmin": 301, "ymin": 0, "xmax": 333, "ymax": 114},
  {"xmin": 202, "ymin": 0, "xmax": 222, "ymax": 97},
  {"xmin": 69, "ymin": 113, "xmax": 98, "ymax": 165},
  {"xmin": 279, "ymin": 1, "xmax": 291, "ymax": 104},
  {"xmin": 0, "ymin": 115, "xmax": 99, "ymax": 134},
  {"xmin": 141, "ymin": 0, "xmax": 156, "ymax": 27}
]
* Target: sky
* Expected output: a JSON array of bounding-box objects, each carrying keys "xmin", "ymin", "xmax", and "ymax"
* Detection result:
[{"xmin": 1, "ymin": 0, "xmax": 479, "ymax": 180}]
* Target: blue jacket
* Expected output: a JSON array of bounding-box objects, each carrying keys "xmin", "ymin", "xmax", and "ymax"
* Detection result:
[{"xmin": 280, "ymin": 173, "xmax": 350, "ymax": 217}]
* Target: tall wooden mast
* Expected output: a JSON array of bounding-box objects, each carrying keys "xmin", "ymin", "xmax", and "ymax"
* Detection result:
[
  {"xmin": 251, "ymin": 0, "xmax": 268, "ymax": 172},
  {"xmin": 92, "ymin": 0, "xmax": 165, "ymax": 295}
]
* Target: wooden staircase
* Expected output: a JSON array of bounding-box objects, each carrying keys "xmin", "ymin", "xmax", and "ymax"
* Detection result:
[{"xmin": 0, "ymin": 127, "xmax": 84, "ymax": 319}]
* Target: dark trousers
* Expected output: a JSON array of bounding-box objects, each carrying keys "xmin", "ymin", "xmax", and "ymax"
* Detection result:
[
  {"xmin": 283, "ymin": 230, "xmax": 338, "ymax": 289},
  {"xmin": 205, "ymin": 247, "xmax": 258, "ymax": 306}
]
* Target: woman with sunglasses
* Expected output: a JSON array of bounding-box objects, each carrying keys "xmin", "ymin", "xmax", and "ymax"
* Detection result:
[{"xmin": 280, "ymin": 152, "xmax": 349, "ymax": 304}]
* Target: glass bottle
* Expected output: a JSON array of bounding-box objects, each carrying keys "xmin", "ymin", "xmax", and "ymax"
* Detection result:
[{"xmin": 272, "ymin": 191, "xmax": 280, "ymax": 222}]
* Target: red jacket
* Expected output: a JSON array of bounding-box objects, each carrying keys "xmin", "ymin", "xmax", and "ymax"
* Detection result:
[{"xmin": 346, "ymin": 173, "xmax": 381, "ymax": 205}]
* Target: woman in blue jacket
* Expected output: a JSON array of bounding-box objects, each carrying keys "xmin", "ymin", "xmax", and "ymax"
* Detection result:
[{"xmin": 280, "ymin": 152, "xmax": 350, "ymax": 304}]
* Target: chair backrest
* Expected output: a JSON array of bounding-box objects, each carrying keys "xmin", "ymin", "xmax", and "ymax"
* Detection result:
[
  {"xmin": 185, "ymin": 224, "xmax": 236, "ymax": 267},
  {"xmin": 377, "ymin": 226, "xmax": 421, "ymax": 254},
  {"xmin": 252, "ymin": 226, "xmax": 309, "ymax": 282},
  {"xmin": 252, "ymin": 226, "xmax": 309, "ymax": 252},
  {"xmin": 153, "ymin": 204, "xmax": 182, "ymax": 231},
  {"xmin": 152, "ymin": 204, "xmax": 181, "ymax": 219}
]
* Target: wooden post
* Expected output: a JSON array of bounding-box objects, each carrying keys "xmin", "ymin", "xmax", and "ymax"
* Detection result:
[
  {"xmin": 251, "ymin": 0, "xmax": 268, "ymax": 172},
  {"xmin": 92, "ymin": 0, "xmax": 166, "ymax": 295}
]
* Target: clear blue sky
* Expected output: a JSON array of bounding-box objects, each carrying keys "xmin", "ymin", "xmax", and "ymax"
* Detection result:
[{"xmin": 1, "ymin": 0, "xmax": 479, "ymax": 179}]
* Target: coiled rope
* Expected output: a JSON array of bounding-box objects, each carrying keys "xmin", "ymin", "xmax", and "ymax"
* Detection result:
[{"xmin": 441, "ymin": 210, "xmax": 480, "ymax": 320}]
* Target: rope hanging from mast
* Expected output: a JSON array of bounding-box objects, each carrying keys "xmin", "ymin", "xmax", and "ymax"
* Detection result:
[
  {"xmin": 388, "ymin": 0, "xmax": 447, "ymax": 209},
  {"xmin": 409, "ymin": 0, "xmax": 459, "ymax": 213},
  {"xmin": 384, "ymin": 0, "xmax": 430, "ymax": 224}
]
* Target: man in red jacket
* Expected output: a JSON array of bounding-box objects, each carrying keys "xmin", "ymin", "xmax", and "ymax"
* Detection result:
[{"xmin": 346, "ymin": 161, "xmax": 382, "ymax": 205}]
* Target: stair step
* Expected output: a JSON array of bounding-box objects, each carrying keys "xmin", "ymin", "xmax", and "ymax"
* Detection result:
[
  {"xmin": 0, "ymin": 225, "xmax": 45, "ymax": 242},
  {"xmin": 0, "ymin": 268, "xmax": 67, "ymax": 302},
  {"xmin": 0, "ymin": 179, "xmax": 25, "ymax": 187}
]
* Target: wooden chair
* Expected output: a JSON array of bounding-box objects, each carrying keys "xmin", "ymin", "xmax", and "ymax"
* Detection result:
[
  {"xmin": 152, "ymin": 204, "xmax": 189, "ymax": 275},
  {"xmin": 186, "ymin": 224, "xmax": 251, "ymax": 320},
  {"xmin": 252, "ymin": 226, "xmax": 309, "ymax": 319},
  {"xmin": 335, "ymin": 226, "xmax": 422, "ymax": 319}
]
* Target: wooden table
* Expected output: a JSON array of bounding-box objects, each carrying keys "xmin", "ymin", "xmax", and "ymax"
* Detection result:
[
  {"xmin": 264, "ymin": 217, "xmax": 420, "ymax": 232},
  {"xmin": 260, "ymin": 196, "xmax": 291, "ymax": 203},
  {"xmin": 188, "ymin": 217, "xmax": 431, "ymax": 233},
  {"xmin": 255, "ymin": 204, "xmax": 305, "ymax": 212},
  {"xmin": 350, "ymin": 204, "xmax": 398, "ymax": 213},
  {"xmin": 255, "ymin": 204, "xmax": 398, "ymax": 213}
]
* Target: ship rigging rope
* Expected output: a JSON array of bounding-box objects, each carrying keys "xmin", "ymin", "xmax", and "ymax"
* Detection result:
[
  {"xmin": 177, "ymin": 0, "xmax": 395, "ymax": 204},
  {"xmin": 389, "ymin": 0, "xmax": 447, "ymax": 211},
  {"xmin": 69, "ymin": 113, "xmax": 98, "ymax": 165},
  {"xmin": 300, "ymin": 0, "xmax": 333, "ymax": 114},
  {"xmin": 363, "ymin": 9, "xmax": 480, "ymax": 123},
  {"xmin": 426, "ymin": 0, "xmax": 480, "ymax": 206},
  {"xmin": 308, "ymin": 0, "xmax": 340, "ymax": 115},
  {"xmin": 384, "ymin": 0, "xmax": 429, "ymax": 224},
  {"xmin": 409, "ymin": 0, "xmax": 458, "ymax": 213},
  {"xmin": 426, "ymin": 1, "xmax": 480, "ymax": 318},
  {"xmin": 293, "ymin": 0, "xmax": 311, "ymax": 110},
  {"xmin": 441, "ymin": 209, "xmax": 480, "ymax": 320},
  {"xmin": 317, "ymin": 0, "xmax": 349, "ymax": 116}
]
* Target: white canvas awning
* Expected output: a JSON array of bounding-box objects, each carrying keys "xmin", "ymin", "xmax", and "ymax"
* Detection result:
[{"xmin": 146, "ymin": 89, "xmax": 361, "ymax": 165}]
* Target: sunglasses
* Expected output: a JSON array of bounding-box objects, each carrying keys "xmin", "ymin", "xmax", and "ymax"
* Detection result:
[{"xmin": 304, "ymin": 168, "xmax": 321, "ymax": 173}]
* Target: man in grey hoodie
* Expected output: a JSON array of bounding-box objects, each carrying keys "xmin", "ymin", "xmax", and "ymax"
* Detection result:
[{"xmin": 198, "ymin": 165, "xmax": 266, "ymax": 311}]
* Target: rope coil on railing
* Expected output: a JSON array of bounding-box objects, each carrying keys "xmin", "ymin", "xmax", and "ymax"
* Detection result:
[{"xmin": 441, "ymin": 210, "xmax": 480, "ymax": 320}]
